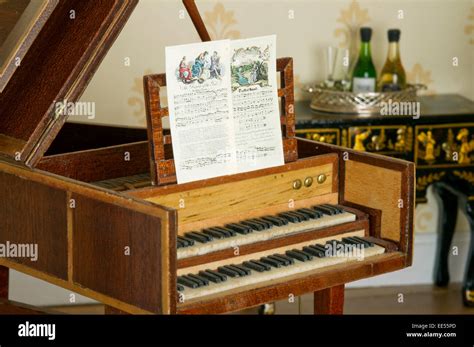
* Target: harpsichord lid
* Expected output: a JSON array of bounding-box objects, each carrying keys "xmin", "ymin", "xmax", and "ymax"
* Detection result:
[{"xmin": 0, "ymin": 0, "xmax": 138, "ymax": 166}]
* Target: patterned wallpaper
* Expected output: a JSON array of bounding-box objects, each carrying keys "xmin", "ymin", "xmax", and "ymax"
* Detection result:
[{"xmin": 77, "ymin": 0, "xmax": 473, "ymax": 233}]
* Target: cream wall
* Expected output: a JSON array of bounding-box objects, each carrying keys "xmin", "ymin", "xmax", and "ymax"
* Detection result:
[{"xmin": 78, "ymin": 0, "xmax": 474, "ymax": 128}]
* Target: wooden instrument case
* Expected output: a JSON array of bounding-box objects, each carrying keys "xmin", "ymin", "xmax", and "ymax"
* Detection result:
[{"xmin": 0, "ymin": 0, "xmax": 414, "ymax": 314}]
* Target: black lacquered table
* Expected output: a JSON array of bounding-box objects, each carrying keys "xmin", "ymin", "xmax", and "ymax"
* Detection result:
[{"xmin": 296, "ymin": 94, "xmax": 474, "ymax": 306}]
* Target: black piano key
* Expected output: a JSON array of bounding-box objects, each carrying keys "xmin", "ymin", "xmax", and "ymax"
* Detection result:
[
  {"xmin": 294, "ymin": 249, "xmax": 313, "ymax": 260},
  {"xmin": 186, "ymin": 274, "xmax": 208, "ymax": 286},
  {"xmin": 218, "ymin": 266, "xmax": 240, "ymax": 278},
  {"xmin": 225, "ymin": 265, "xmax": 244, "ymax": 277},
  {"xmin": 309, "ymin": 244, "xmax": 327, "ymax": 256},
  {"xmin": 252, "ymin": 260, "xmax": 271, "ymax": 271},
  {"xmin": 261, "ymin": 215, "xmax": 288, "ymax": 226},
  {"xmin": 254, "ymin": 218, "xmax": 273, "ymax": 229},
  {"xmin": 268, "ymin": 255, "xmax": 290, "ymax": 266},
  {"xmin": 273, "ymin": 253, "xmax": 294, "ymax": 265},
  {"xmin": 206, "ymin": 269, "xmax": 227, "ymax": 282},
  {"xmin": 177, "ymin": 284, "xmax": 185, "ymax": 292},
  {"xmin": 297, "ymin": 208, "xmax": 321, "ymax": 219},
  {"xmin": 323, "ymin": 205, "xmax": 340, "ymax": 215},
  {"xmin": 243, "ymin": 261, "xmax": 266, "ymax": 272},
  {"xmin": 293, "ymin": 209, "xmax": 313, "ymax": 219},
  {"xmin": 177, "ymin": 239, "xmax": 184, "ymax": 249},
  {"xmin": 345, "ymin": 236, "xmax": 370, "ymax": 248},
  {"xmin": 322, "ymin": 204, "xmax": 344, "ymax": 214},
  {"xmin": 212, "ymin": 226, "xmax": 236, "ymax": 237},
  {"xmin": 353, "ymin": 236, "xmax": 374, "ymax": 247},
  {"xmin": 312, "ymin": 205, "xmax": 336, "ymax": 215},
  {"xmin": 278, "ymin": 212, "xmax": 300, "ymax": 223},
  {"xmin": 260, "ymin": 256, "xmax": 281, "ymax": 268},
  {"xmin": 320, "ymin": 204, "xmax": 341, "ymax": 214},
  {"xmin": 177, "ymin": 276, "xmax": 199, "ymax": 289},
  {"xmin": 249, "ymin": 218, "xmax": 271, "ymax": 230},
  {"xmin": 287, "ymin": 211, "xmax": 310, "ymax": 221},
  {"xmin": 342, "ymin": 237, "xmax": 358, "ymax": 245},
  {"xmin": 185, "ymin": 231, "xmax": 212, "ymax": 244},
  {"xmin": 241, "ymin": 220, "xmax": 265, "ymax": 231},
  {"xmin": 228, "ymin": 264, "xmax": 250, "ymax": 276},
  {"xmin": 286, "ymin": 250, "xmax": 309, "ymax": 262},
  {"xmin": 303, "ymin": 246, "xmax": 324, "ymax": 257},
  {"xmin": 178, "ymin": 236, "xmax": 194, "ymax": 247},
  {"xmin": 295, "ymin": 209, "xmax": 317, "ymax": 220},
  {"xmin": 202, "ymin": 229, "xmax": 225, "ymax": 239},
  {"xmin": 234, "ymin": 264, "xmax": 252, "ymax": 276},
  {"xmin": 199, "ymin": 232, "xmax": 213, "ymax": 242},
  {"xmin": 325, "ymin": 240, "xmax": 341, "ymax": 254},
  {"xmin": 198, "ymin": 270, "xmax": 222, "ymax": 283},
  {"xmin": 226, "ymin": 223, "xmax": 252, "ymax": 235}
]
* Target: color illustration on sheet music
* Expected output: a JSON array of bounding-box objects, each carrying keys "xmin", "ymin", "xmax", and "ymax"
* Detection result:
[
  {"xmin": 176, "ymin": 51, "xmax": 225, "ymax": 84},
  {"xmin": 231, "ymin": 45, "xmax": 270, "ymax": 91}
]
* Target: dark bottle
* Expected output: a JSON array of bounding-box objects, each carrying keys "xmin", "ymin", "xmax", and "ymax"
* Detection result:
[{"xmin": 351, "ymin": 27, "xmax": 377, "ymax": 93}]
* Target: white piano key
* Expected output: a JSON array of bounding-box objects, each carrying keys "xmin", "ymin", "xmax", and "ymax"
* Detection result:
[
  {"xmin": 177, "ymin": 211, "xmax": 356, "ymax": 259},
  {"xmin": 178, "ymin": 243, "xmax": 385, "ymax": 302}
]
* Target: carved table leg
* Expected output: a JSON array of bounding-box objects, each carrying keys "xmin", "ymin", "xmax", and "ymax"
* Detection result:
[
  {"xmin": 314, "ymin": 284, "xmax": 344, "ymax": 314},
  {"xmin": 433, "ymin": 183, "xmax": 459, "ymax": 286},
  {"xmin": 0, "ymin": 265, "xmax": 9, "ymax": 299},
  {"xmin": 463, "ymin": 200, "xmax": 474, "ymax": 307}
]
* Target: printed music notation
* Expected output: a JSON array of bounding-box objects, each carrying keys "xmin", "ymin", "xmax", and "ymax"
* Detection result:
[{"xmin": 165, "ymin": 36, "xmax": 283, "ymax": 183}]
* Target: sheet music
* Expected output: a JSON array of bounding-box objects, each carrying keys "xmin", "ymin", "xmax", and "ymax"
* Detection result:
[
  {"xmin": 165, "ymin": 36, "xmax": 284, "ymax": 184},
  {"xmin": 231, "ymin": 35, "xmax": 284, "ymax": 172},
  {"xmin": 166, "ymin": 40, "xmax": 236, "ymax": 183}
]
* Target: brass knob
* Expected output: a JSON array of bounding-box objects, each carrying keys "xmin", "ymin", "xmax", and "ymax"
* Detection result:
[
  {"xmin": 317, "ymin": 174, "xmax": 327, "ymax": 184},
  {"xmin": 304, "ymin": 177, "xmax": 313, "ymax": 187},
  {"xmin": 292, "ymin": 179, "xmax": 302, "ymax": 190}
]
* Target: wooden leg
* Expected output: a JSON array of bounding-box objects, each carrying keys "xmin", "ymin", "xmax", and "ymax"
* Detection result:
[
  {"xmin": 0, "ymin": 265, "xmax": 8, "ymax": 299},
  {"xmin": 462, "ymin": 200, "xmax": 474, "ymax": 307},
  {"xmin": 433, "ymin": 183, "xmax": 458, "ymax": 286},
  {"xmin": 314, "ymin": 284, "xmax": 344, "ymax": 314}
]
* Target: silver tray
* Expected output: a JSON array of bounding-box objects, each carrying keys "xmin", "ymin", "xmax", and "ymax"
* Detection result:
[{"xmin": 304, "ymin": 83, "xmax": 426, "ymax": 116}]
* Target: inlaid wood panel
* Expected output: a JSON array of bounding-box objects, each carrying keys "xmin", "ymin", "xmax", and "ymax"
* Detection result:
[
  {"xmin": 344, "ymin": 160, "xmax": 401, "ymax": 242},
  {"xmin": 138, "ymin": 154, "xmax": 337, "ymax": 226},
  {"xmin": 72, "ymin": 194, "xmax": 176, "ymax": 314},
  {"xmin": 0, "ymin": 171, "xmax": 68, "ymax": 279}
]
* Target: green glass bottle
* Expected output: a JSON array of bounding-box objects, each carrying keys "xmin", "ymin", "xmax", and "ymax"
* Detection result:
[
  {"xmin": 378, "ymin": 29, "xmax": 406, "ymax": 91},
  {"xmin": 351, "ymin": 27, "xmax": 377, "ymax": 93}
]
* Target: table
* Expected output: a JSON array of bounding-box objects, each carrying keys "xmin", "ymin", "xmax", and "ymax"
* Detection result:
[{"xmin": 296, "ymin": 94, "xmax": 474, "ymax": 307}]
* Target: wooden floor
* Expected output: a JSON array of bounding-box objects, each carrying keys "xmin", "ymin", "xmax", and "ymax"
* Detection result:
[{"xmin": 44, "ymin": 284, "xmax": 473, "ymax": 315}]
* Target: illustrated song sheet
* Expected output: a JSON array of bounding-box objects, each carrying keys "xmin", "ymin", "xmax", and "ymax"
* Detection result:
[
  {"xmin": 165, "ymin": 36, "xmax": 283, "ymax": 184},
  {"xmin": 231, "ymin": 35, "xmax": 284, "ymax": 172}
]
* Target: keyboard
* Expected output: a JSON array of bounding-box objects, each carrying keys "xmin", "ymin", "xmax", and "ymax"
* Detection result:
[
  {"xmin": 177, "ymin": 204, "xmax": 356, "ymax": 259},
  {"xmin": 177, "ymin": 232, "xmax": 385, "ymax": 302}
]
